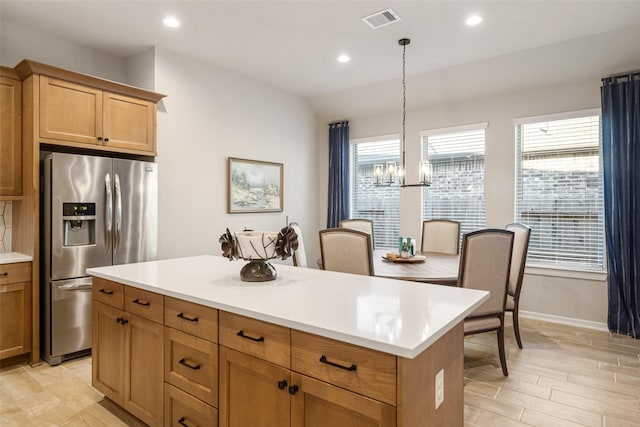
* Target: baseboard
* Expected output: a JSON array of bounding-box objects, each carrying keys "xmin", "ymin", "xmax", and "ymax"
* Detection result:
[{"xmin": 519, "ymin": 310, "xmax": 609, "ymax": 332}]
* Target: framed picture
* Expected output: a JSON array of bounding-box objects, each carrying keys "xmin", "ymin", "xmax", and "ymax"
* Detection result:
[{"xmin": 227, "ymin": 157, "xmax": 284, "ymax": 213}]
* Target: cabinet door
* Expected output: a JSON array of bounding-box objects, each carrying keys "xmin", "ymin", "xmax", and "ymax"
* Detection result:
[
  {"xmin": 92, "ymin": 300, "xmax": 125, "ymax": 405},
  {"xmin": 124, "ymin": 313, "xmax": 164, "ymax": 427},
  {"xmin": 0, "ymin": 282, "xmax": 31, "ymax": 359},
  {"xmin": 291, "ymin": 373, "xmax": 396, "ymax": 427},
  {"xmin": 40, "ymin": 76, "xmax": 103, "ymax": 145},
  {"xmin": 219, "ymin": 346, "xmax": 290, "ymax": 427},
  {"xmin": 103, "ymin": 92, "xmax": 155, "ymax": 154},
  {"xmin": 0, "ymin": 76, "xmax": 21, "ymax": 196}
]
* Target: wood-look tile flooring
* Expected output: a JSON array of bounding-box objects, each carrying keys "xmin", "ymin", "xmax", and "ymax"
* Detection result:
[{"xmin": 0, "ymin": 317, "xmax": 638, "ymax": 426}]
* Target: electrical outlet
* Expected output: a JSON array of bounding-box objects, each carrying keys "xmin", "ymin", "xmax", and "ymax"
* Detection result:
[{"xmin": 435, "ymin": 368, "xmax": 445, "ymax": 409}]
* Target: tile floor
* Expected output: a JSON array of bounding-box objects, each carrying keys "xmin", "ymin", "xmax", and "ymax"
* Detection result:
[{"xmin": 0, "ymin": 317, "xmax": 638, "ymax": 426}]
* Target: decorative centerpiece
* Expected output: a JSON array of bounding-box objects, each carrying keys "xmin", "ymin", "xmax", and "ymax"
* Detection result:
[{"xmin": 219, "ymin": 226, "xmax": 298, "ymax": 282}]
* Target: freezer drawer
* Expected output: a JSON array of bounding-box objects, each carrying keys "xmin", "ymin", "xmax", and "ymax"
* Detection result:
[{"xmin": 49, "ymin": 278, "xmax": 92, "ymax": 360}]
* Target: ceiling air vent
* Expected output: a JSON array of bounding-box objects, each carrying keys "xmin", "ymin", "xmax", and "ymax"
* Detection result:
[{"xmin": 361, "ymin": 8, "xmax": 401, "ymax": 29}]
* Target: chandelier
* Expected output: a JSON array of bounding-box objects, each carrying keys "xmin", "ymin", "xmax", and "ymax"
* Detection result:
[{"xmin": 374, "ymin": 38, "xmax": 431, "ymax": 188}]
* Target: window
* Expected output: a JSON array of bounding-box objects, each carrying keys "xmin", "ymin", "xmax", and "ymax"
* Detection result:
[
  {"xmin": 349, "ymin": 136, "xmax": 400, "ymax": 249},
  {"xmin": 515, "ymin": 110, "xmax": 604, "ymax": 270},
  {"xmin": 420, "ymin": 124, "xmax": 487, "ymax": 239}
]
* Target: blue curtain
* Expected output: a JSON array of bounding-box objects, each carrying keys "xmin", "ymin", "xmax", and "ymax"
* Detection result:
[
  {"xmin": 601, "ymin": 72, "xmax": 640, "ymax": 338},
  {"xmin": 327, "ymin": 121, "xmax": 349, "ymax": 228}
]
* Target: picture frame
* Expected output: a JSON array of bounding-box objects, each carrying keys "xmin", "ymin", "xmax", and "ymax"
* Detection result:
[{"xmin": 227, "ymin": 157, "xmax": 284, "ymax": 213}]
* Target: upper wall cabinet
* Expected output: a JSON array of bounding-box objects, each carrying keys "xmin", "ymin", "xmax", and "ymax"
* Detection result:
[
  {"xmin": 0, "ymin": 68, "xmax": 22, "ymax": 197},
  {"xmin": 17, "ymin": 59, "xmax": 165, "ymax": 156}
]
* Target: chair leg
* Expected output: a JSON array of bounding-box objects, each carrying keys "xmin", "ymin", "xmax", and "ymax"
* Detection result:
[
  {"xmin": 513, "ymin": 303, "xmax": 523, "ymax": 349},
  {"xmin": 498, "ymin": 316, "xmax": 508, "ymax": 376}
]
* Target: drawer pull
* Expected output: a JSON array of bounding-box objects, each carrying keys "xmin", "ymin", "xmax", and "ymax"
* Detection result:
[
  {"xmin": 277, "ymin": 380, "xmax": 288, "ymax": 390},
  {"xmin": 177, "ymin": 312, "xmax": 199, "ymax": 322},
  {"xmin": 0, "ymin": 272, "xmax": 7, "ymax": 277},
  {"xmin": 99, "ymin": 288, "xmax": 114, "ymax": 295},
  {"xmin": 178, "ymin": 417, "xmax": 192, "ymax": 427},
  {"xmin": 236, "ymin": 330, "xmax": 265, "ymax": 342},
  {"xmin": 132, "ymin": 298, "xmax": 150, "ymax": 306},
  {"xmin": 179, "ymin": 358, "xmax": 201, "ymax": 370},
  {"xmin": 288, "ymin": 385, "xmax": 299, "ymax": 395},
  {"xmin": 319, "ymin": 355, "xmax": 357, "ymax": 372},
  {"xmin": 116, "ymin": 317, "xmax": 128, "ymax": 325}
]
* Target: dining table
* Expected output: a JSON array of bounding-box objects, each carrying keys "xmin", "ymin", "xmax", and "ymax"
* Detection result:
[{"xmin": 373, "ymin": 249, "xmax": 460, "ymax": 285}]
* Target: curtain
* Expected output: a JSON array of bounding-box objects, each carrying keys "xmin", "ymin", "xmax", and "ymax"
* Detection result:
[
  {"xmin": 601, "ymin": 72, "xmax": 640, "ymax": 338},
  {"xmin": 327, "ymin": 121, "xmax": 349, "ymax": 228}
]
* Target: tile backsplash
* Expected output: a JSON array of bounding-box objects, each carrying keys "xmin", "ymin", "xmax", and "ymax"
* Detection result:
[{"xmin": 0, "ymin": 201, "xmax": 12, "ymax": 253}]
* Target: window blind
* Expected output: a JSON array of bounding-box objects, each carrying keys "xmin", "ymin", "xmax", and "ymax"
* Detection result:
[
  {"xmin": 349, "ymin": 138, "xmax": 400, "ymax": 249},
  {"xmin": 421, "ymin": 128, "xmax": 486, "ymax": 240},
  {"xmin": 515, "ymin": 114, "xmax": 604, "ymax": 270}
]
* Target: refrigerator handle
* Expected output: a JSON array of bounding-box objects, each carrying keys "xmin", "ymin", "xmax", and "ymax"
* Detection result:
[
  {"xmin": 114, "ymin": 173, "xmax": 122, "ymax": 254},
  {"xmin": 105, "ymin": 173, "xmax": 112, "ymax": 254}
]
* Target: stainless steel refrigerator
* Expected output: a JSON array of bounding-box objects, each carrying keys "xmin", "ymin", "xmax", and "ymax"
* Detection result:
[{"xmin": 42, "ymin": 152, "xmax": 158, "ymax": 365}]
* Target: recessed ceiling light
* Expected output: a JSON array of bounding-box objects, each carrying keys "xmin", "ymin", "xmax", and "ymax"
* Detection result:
[
  {"xmin": 163, "ymin": 16, "xmax": 180, "ymax": 28},
  {"xmin": 337, "ymin": 54, "xmax": 351, "ymax": 63},
  {"xmin": 466, "ymin": 15, "xmax": 482, "ymax": 26}
]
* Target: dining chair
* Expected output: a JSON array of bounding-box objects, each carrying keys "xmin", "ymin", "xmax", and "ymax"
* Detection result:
[
  {"xmin": 505, "ymin": 223, "xmax": 531, "ymax": 349},
  {"xmin": 319, "ymin": 228, "xmax": 373, "ymax": 276},
  {"xmin": 458, "ymin": 228, "xmax": 514, "ymax": 376},
  {"xmin": 420, "ymin": 219, "xmax": 461, "ymax": 254},
  {"xmin": 289, "ymin": 222, "xmax": 308, "ymax": 268},
  {"xmin": 339, "ymin": 219, "xmax": 375, "ymax": 249}
]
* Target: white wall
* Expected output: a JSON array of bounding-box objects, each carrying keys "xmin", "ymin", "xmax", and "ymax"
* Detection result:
[
  {"xmin": 0, "ymin": 20, "xmax": 127, "ymax": 82},
  {"xmin": 153, "ymin": 48, "xmax": 319, "ymax": 263},
  {"xmin": 317, "ymin": 79, "xmax": 608, "ymax": 324},
  {"xmin": 1, "ymin": 21, "xmax": 321, "ymax": 269}
]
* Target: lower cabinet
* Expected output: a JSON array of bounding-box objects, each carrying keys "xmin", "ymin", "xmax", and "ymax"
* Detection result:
[
  {"xmin": 219, "ymin": 346, "xmax": 291, "ymax": 427},
  {"xmin": 0, "ymin": 262, "xmax": 32, "ymax": 360},
  {"xmin": 92, "ymin": 297, "xmax": 164, "ymax": 426}
]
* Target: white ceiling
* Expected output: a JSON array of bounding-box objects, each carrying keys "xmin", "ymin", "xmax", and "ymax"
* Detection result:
[{"xmin": 2, "ymin": 1, "xmax": 640, "ymax": 118}]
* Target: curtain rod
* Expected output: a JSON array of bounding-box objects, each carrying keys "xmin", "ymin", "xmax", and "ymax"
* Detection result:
[{"xmin": 602, "ymin": 70, "xmax": 640, "ymax": 81}]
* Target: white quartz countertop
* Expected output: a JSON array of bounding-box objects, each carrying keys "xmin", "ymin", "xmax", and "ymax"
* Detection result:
[
  {"xmin": 87, "ymin": 255, "xmax": 489, "ymax": 359},
  {"xmin": 0, "ymin": 252, "xmax": 33, "ymax": 264}
]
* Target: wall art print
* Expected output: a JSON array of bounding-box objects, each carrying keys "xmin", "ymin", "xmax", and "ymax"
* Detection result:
[{"xmin": 227, "ymin": 157, "xmax": 283, "ymax": 213}]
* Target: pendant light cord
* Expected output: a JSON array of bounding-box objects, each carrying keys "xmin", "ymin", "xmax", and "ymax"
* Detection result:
[{"xmin": 401, "ymin": 39, "xmax": 407, "ymax": 185}]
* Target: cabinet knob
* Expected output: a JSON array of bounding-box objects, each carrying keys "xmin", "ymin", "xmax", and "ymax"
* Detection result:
[
  {"xmin": 104, "ymin": 137, "xmax": 110, "ymax": 142},
  {"xmin": 97, "ymin": 137, "xmax": 103, "ymax": 142},
  {"xmin": 288, "ymin": 385, "xmax": 299, "ymax": 395},
  {"xmin": 277, "ymin": 380, "xmax": 287, "ymax": 390}
]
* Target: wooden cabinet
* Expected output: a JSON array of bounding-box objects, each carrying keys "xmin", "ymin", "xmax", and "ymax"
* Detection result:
[
  {"xmin": 164, "ymin": 296, "xmax": 219, "ymax": 427},
  {"xmin": 0, "ymin": 71, "xmax": 22, "ymax": 197},
  {"xmin": 40, "ymin": 76, "xmax": 156, "ymax": 154},
  {"xmin": 218, "ymin": 312, "xmax": 396, "ymax": 427},
  {"xmin": 0, "ymin": 262, "xmax": 31, "ymax": 359},
  {"xmin": 92, "ymin": 278, "xmax": 164, "ymax": 426},
  {"xmin": 219, "ymin": 346, "xmax": 291, "ymax": 427}
]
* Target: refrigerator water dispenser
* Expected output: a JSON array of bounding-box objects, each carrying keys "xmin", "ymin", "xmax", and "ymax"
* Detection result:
[{"xmin": 62, "ymin": 202, "xmax": 96, "ymax": 246}]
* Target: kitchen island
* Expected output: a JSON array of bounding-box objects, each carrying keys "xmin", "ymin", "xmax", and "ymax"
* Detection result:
[{"xmin": 87, "ymin": 255, "xmax": 488, "ymax": 427}]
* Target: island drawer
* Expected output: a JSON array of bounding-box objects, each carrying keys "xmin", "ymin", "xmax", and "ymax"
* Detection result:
[
  {"xmin": 92, "ymin": 277, "xmax": 124, "ymax": 309},
  {"xmin": 125, "ymin": 286, "xmax": 164, "ymax": 324},
  {"xmin": 0, "ymin": 262, "xmax": 31, "ymax": 285},
  {"xmin": 165, "ymin": 297, "xmax": 218, "ymax": 343},
  {"xmin": 291, "ymin": 330, "xmax": 397, "ymax": 406},
  {"xmin": 165, "ymin": 383, "xmax": 218, "ymax": 427},
  {"xmin": 165, "ymin": 327, "xmax": 218, "ymax": 407},
  {"xmin": 219, "ymin": 311, "xmax": 290, "ymax": 369}
]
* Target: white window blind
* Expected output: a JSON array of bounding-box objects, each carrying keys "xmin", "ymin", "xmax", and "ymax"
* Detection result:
[
  {"xmin": 421, "ymin": 127, "xmax": 486, "ymax": 239},
  {"xmin": 515, "ymin": 113, "xmax": 604, "ymax": 270},
  {"xmin": 349, "ymin": 138, "xmax": 400, "ymax": 249}
]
